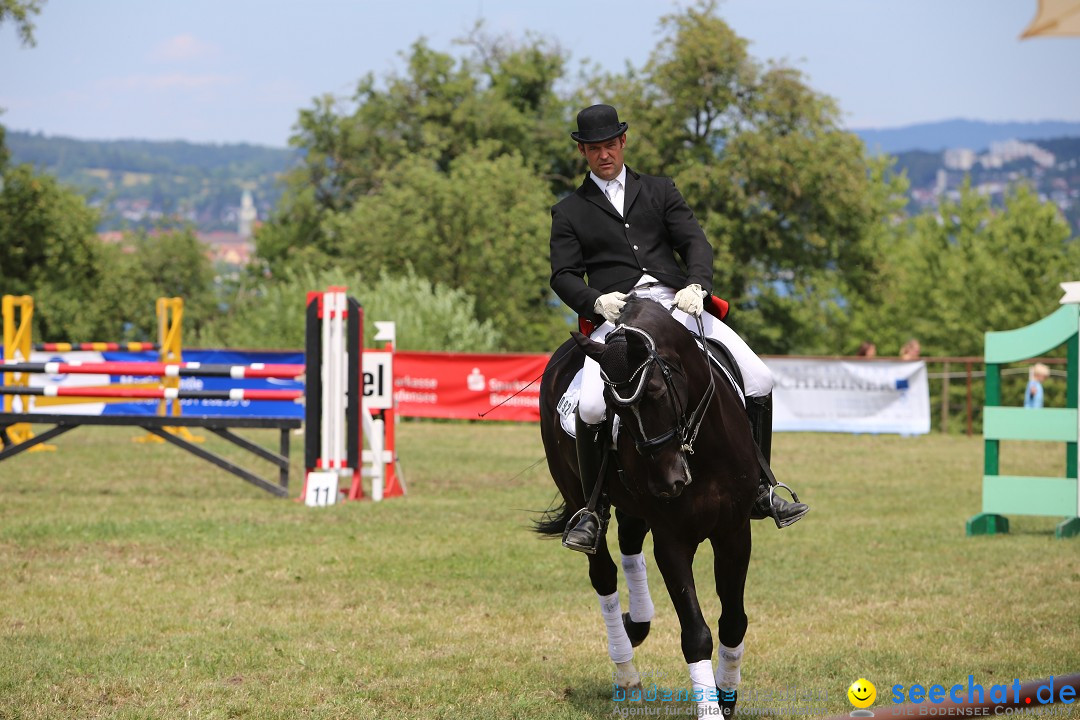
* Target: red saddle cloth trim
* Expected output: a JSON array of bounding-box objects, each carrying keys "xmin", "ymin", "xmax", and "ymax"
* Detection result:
[{"xmin": 578, "ymin": 294, "xmax": 730, "ymax": 337}]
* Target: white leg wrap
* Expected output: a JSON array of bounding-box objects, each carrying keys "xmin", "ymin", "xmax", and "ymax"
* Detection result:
[
  {"xmin": 714, "ymin": 641, "xmax": 744, "ymax": 691},
  {"xmin": 598, "ymin": 592, "xmax": 634, "ymax": 664},
  {"xmin": 620, "ymin": 553, "xmax": 655, "ymax": 623},
  {"xmin": 689, "ymin": 658, "xmax": 720, "ymax": 716}
]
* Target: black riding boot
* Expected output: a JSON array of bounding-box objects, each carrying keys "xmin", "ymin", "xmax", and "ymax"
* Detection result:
[
  {"xmin": 562, "ymin": 414, "xmax": 608, "ymax": 554},
  {"xmin": 747, "ymin": 394, "xmax": 809, "ymax": 528}
]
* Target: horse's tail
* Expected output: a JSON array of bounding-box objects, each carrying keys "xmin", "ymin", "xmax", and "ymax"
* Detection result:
[{"xmin": 533, "ymin": 495, "xmax": 573, "ymax": 536}]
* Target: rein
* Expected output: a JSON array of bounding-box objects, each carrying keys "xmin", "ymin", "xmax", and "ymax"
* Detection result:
[{"xmin": 600, "ymin": 314, "xmax": 715, "ymax": 457}]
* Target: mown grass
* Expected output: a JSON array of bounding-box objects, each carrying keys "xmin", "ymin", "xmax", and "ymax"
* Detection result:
[{"xmin": 0, "ymin": 422, "xmax": 1077, "ymax": 719}]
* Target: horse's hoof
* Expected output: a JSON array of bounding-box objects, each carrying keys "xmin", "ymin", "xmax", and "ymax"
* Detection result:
[
  {"xmin": 622, "ymin": 612, "xmax": 651, "ymax": 647},
  {"xmin": 614, "ymin": 660, "xmax": 642, "ymax": 693},
  {"xmin": 719, "ymin": 688, "xmax": 737, "ymax": 717}
]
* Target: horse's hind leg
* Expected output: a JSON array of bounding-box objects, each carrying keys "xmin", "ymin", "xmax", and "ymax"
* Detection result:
[
  {"xmin": 615, "ymin": 509, "xmax": 653, "ymax": 647},
  {"xmin": 710, "ymin": 524, "xmax": 751, "ymax": 717},
  {"xmin": 588, "ymin": 538, "xmax": 641, "ymax": 692}
]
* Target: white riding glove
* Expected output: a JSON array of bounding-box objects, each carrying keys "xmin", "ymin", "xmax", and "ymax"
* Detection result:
[
  {"xmin": 594, "ymin": 291, "xmax": 628, "ymax": 324},
  {"xmin": 674, "ymin": 284, "xmax": 706, "ymax": 317}
]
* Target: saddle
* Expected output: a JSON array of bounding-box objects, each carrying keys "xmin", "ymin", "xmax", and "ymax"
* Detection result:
[{"xmin": 556, "ymin": 330, "xmax": 745, "ymax": 439}]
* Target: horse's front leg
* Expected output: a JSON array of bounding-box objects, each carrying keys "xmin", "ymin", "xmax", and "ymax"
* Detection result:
[
  {"xmin": 653, "ymin": 533, "xmax": 720, "ymax": 718},
  {"xmin": 588, "ymin": 538, "xmax": 641, "ymax": 692},
  {"xmin": 616, "ymin": 508, "xmax": 653, "ymax": 647},
  {"xmin": 710, "ymin": 525, "xmax": 751, "ymax": 718}
]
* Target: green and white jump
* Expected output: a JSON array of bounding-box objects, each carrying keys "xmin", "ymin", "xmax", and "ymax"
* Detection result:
[{"xmin": 967, "ymin": 281, "xmax": 1080, "ymax": 540}]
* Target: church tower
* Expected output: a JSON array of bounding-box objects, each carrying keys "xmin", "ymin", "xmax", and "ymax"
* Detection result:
[{"xmin": 238, "ymin": 189, "xmax": 257, "ymax": 240}]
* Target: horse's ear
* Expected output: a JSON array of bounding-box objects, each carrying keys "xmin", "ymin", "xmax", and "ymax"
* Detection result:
[{"xmin": 571, "ymin": 331, "xmax": 606, "ymax": 361}]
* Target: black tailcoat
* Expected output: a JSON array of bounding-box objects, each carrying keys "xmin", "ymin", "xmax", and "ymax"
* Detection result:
[{"xmin": 549, "ymin": 166, "xmax": 714, "ymax": 325}]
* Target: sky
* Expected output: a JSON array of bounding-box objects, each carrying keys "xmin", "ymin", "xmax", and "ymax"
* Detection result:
[{"xmin": 1, "ymin": 0, "xmax": 1078, "ymax": 148}]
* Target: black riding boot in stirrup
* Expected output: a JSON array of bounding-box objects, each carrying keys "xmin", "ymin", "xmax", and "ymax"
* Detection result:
[
  {"xmin": 747, "ymin": 394, "xmax": 809, "ymax": 528},
  {"xmin": 562, "ymin": 414, "xmax": 609, "ymax": 554}
]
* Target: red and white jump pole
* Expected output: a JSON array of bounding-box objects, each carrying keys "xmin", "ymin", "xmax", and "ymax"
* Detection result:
[
  {"xmin": 0, "ymin": 360, "xmax": 305, "ymax": 379},
  {"xmin": 0, "ymin": 386, "xmax": 301, "ymax": 401}
]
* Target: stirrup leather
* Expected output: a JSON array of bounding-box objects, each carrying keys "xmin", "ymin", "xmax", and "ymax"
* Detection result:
[{"xmin": 562, "ymin": 507, "xmax": 604, "ymax": 554}]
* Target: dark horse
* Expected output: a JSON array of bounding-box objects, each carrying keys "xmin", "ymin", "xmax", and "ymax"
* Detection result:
[{"xmin": 536, "ymin": 297, "xmax": 758, "ymax": 717}]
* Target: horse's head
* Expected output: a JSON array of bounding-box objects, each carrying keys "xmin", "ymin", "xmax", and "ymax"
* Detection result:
[{"xmin": 574, "ymin": 298, "xmax": 710, "ymax": 500}]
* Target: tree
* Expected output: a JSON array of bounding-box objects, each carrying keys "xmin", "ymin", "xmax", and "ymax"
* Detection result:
[
  {"xmin": 0, "ymin": 151, "xmax": 111, "ymax": 340},
  {"xmin": 319, "ymin": 146, "xmax": 562, "ymax": 350},
  {"xmin": 261, "ymin": 32, "xmax": 574, "ymax": 274},
  {"xmin": 847, "ymin": 181, "xmax": 1080, "ymax": 358},
  {"xmin": 195, "ymin": 266, "xmax": 500, "ymax": 352},
  {"xmin": 111, "ymin": 228, "xmax": 217, "ymax": 339},
  {"xmin": 581, "ymin": 0, "xmax": 906, "ymax": 353},
  {"xmin": 259, "ymin": 33, "xmax": 575, "ymax": 350},
  {"xmin": 261, "ymin": 3, "xmax": 907, "ymax": 353},
  {"xmin": 0, "ymin": 0, "xmax": 45, "ymax": 46}
]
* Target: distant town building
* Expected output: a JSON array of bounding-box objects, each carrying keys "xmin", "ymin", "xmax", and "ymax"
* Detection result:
[
  {"xmin": 944, "ymin": 148, "xmax": 976, "ymax": 171},
  {"xmin": 984, "ymin": 139, "xmax": 1055, "ymax": 169},
  {"xmin": 199, "ymin": 231, "xmax": 253, "ymax": 266},
  {"xmin": 933, "ymin": 168, "xmax": 948, "ymax": 196},
  {"xmin": 238, "ymin": 189, "xmax": 257, "ymax": 240}
]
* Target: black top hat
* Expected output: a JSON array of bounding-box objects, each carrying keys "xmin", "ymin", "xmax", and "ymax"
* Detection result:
[{"xmin": 570, "ymin": 104, "xmax": 628, "ymax": 144}]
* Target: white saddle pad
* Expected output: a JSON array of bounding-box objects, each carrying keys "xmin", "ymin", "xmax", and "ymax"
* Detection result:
[
  {"xmin": 556, "ymin": 370, "xmax": 583, "ymax": 436},
  {"xmin": 557, "ymin": 369, "xmax": 620, "ymax": 441}
]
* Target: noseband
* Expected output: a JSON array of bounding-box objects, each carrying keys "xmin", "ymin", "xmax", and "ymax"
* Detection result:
[{"xmin": 600, "ymin": 315, "xmax": 715, "ymax": 457}]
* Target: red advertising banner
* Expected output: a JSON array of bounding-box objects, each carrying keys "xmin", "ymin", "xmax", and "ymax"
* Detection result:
[{"xmin": 392, "ymin": 351, "xmax": 549, "ymax": 421}]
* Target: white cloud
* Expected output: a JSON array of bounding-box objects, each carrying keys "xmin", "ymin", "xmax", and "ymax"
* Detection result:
[{"xmin": 151, "ymin": 34, "xmax": 220, "ymax": 62}]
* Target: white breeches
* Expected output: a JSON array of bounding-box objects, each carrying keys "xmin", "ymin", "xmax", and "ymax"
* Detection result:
[{"xmin": 578, "ymin": 284, "xmax": 773, "ymax": 425}]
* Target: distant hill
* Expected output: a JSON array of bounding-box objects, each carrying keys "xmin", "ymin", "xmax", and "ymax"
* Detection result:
[
  {"xmin": 852, "ymin": 119, "xmax": 1080, "ymax": 154},
  {"xmin": 4, "ymin": 130, "xmax": 298, "ymax": 234},
  {"xmin": 7, "ymin": 131, "xmax": 295, "ymax": 177}
]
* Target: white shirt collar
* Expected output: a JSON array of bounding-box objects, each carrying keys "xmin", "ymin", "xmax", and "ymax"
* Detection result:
[{"xmin": 589, "ymin": 165, "xmax": 627, "ymax": 194}]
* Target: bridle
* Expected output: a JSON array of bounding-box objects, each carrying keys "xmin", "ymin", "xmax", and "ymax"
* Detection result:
[{"xmin": 600, "ymin": 314, "xmax": 715, "ymax": 458}]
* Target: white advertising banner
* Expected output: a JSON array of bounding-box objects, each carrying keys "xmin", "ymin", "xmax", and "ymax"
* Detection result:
[{"xmin": 766, "ymin": 358, "xmax": 931, "ymax": 435}]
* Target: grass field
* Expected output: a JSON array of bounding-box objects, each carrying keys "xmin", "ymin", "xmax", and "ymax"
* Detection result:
[{"xmin": 1, "ymin": 421, "xmax": 1077, "ymax": 719}]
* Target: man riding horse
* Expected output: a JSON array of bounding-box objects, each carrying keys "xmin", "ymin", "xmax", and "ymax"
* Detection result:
[{"xmin": 549, "ymin": 104, "xmax": 809, "ymax": 553}]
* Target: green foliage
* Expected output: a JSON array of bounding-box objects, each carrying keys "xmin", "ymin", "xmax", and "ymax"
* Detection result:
[
  {"xmin": 102, "ymin": 227, "xmax": 217, "ymax": 339},
  {"xmin": 319, "ymin": 146, "xmax": 562, "ymax": 350},
  {"xmin": 0, "ymin": 156, "xmax": 111, "ymax": 340},
  {"xmin": 0, "ymin": 125, "xmax": 221, "ymax": 343},
  {"xmin": 846, "ymin": 182, "xmax": 1080, "ymax": 358},
  {"xmin": 264, "ymin": 1, "xmax": 907, "ymax": 354},
  {"xmin": 590, "ymin": 0, "xmax": 908, "ymax": 353},
  {"xmin": 0, "ymin": 0, "xmax": 44, "ymax": 46},
  {"xmin": 7, "ymin": 3, "xmax": 1077, "ymax": 361},
  {"xmin": 195, "ymin": 266, "xmax": 500, "ymax": 352},
  {"xmin": 260, "ymin": 31, "xmax": 574, "ymax": 351}
]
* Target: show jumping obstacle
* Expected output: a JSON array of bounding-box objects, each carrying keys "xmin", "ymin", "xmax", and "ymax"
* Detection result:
[
  {"xmin": 967, "ymin": 281, "xmax": 1080, "ymax": 539},
  {"xmin": 33, "ymin": 342, "xmax": 158, "ymax": 352},
  {"xmin": 0, "ymin": 289, "xmax": 401, "ymax": 503},
  {"xmin": 0, "ymin": 361, "xmax": 306, "ymax": 380},
  {"xmin": 299, "ymin": 288, "xmax": 402, "ymax": 505},
  {"xmin": 0, "ymin": 386, "xmax": 303, "ymax": 401}
]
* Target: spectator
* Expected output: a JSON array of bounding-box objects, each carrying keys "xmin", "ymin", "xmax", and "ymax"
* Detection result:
[
  {"xmin": 899, "ymin": 338, "xmax": 921, "ymax": 361},
  {"xmin": 856, "ymin": 341, "xmax": 877, "ymax": 358},
  {"xmin": 1024, "ymin": 362, "xmax": 1050, "ymax": 409}
]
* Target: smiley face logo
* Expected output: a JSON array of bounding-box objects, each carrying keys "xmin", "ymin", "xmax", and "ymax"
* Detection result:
[{"xmin": 848, "ymin": 678, "xmax": 877, "ymax": 709}]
